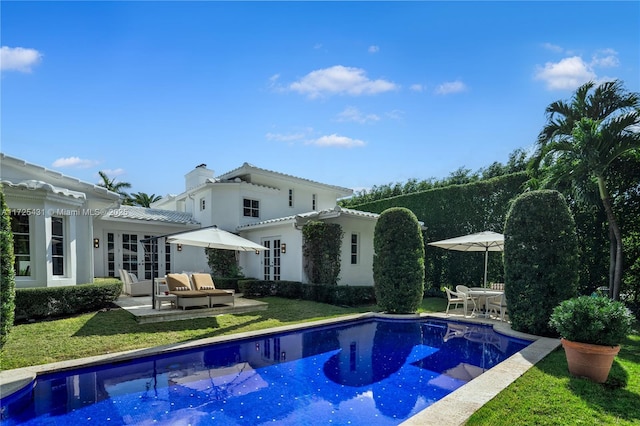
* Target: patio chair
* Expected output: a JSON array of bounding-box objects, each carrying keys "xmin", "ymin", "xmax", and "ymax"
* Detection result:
[
  {"xmin": 119, "ymin": 269, "xmax": 153, "ymax": 296},
  {"xmin": 166, "ymin": 273, "xmax": 209, "ymax": 310},
  {"xmin": 445, "ymin": 288, "xmax": 475, "ymax": 317},
  {"xmin": 191, "ymin": 273, "xmax": 235, "ymax": 307},
  {"xmin": 455, "ymin": 285, "xmax": 478, "ymax": 316},
  {"xmin": 486, "ymin": 292, "xmax": 508, "ymax": 321}
]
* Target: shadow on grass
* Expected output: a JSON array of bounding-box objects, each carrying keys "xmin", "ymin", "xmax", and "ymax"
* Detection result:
[
  {"xmin": 567, "ymin": 361, "xmax": 639, "ymax": 423},
  {"xmin": 73, "ymin": 297, "xmax": 376, "ymax": 343}
]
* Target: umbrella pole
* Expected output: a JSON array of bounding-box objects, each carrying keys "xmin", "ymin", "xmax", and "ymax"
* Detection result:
[
  {"xmin": 483, "ymin": 248, "xmax": 489, "ymax": 288},
  {"xmin": 151, "ymin": 238, "xmax": 156, "ymax": 309}
]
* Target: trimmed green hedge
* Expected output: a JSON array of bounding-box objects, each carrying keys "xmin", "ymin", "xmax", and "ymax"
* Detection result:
[
  {"xmin": 504, "ymin": 190, "xmax": 579, "ymax": 336},
  {"xmin": 373, "ymin": 207, "xmax": 425, "ymax": 314},
  {"xmin": 14, "ymin": 280, "xmax": 122, "ymax": 322},
  {"xmin": 355, "ymin": 172, "xmax": 528, "ymax": 290},
  {"xmin": 211, "ymin": 277, "xmax": 245, "ymax": 292},
  {"xmin": 238, "ymin": 279, "xmax": 376, "ymax": 306}
]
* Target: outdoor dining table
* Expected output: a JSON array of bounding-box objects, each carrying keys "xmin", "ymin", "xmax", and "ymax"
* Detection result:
[{"xmin": 468, "ymin": 288, "xmax": 504, "ymax": 317}]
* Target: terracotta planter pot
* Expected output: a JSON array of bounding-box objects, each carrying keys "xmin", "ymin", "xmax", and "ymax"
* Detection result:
[{"xmin": 561, "ymin": 338, "xmax": 620, "ymax": 383}]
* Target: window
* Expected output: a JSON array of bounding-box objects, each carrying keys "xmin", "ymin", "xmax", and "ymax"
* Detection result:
[
  {"xmin": 351, "ymin": 233, "xmax": 359, "ymax": 264},
  {"xmin": 51, "ymin": 217, "xmax": 65, "ymax": 276},
  {"xmin": 288, "ymin": 189, "xmax": 294, "ymax": 207},
  {"xmin": 312, "ymin": 194, "xmax": 317, "ymax": 211},
  {"xmin": 200, "ymin": 198, "xmax": 206, "ymax": 211},
  {"xmin": 243, "ymin": 198, "xmax": 260, "ymax": 217},
  {"xmin": 11, "ymin": 213, "xmax": 31, "ymax": 276}
]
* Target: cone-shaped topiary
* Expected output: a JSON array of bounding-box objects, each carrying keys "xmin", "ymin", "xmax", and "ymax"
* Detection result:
[
  {"xmin": 504, "ymin": 189, "xmax": 579, "ymax": 336},
  {"xmin": 0, "ymin": 186, "xmax": 16, "ymax": 348},
  {"xmin": 373, "ymin": 207, "xmax": 425, "ymax": 313}
]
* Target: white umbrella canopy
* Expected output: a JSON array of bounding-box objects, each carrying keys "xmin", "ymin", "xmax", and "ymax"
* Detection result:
[
  {"xmin": 166, "ymin": 226, "xmax": 268, "ymax": 252},
  {"xmin": 428, "ymin": 231, "xmax": 504, "ymax": 287}
]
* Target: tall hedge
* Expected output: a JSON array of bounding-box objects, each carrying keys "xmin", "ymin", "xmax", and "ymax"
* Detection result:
[
  {"xmin": 302, "ymin": 221, "xmax": 343, "ymax": 285},
  {"xmin": 504, "ymin": 190, "xmax": 579, "ymax": 336},
  {"xmin": 356, "ymin": 172, "xmax": 528, "ymax": 289},
  {"xmin": 0, "ymin": 186, "xmax": 16, "ymax": 348},
  {"xmin": 373, "ymin": 207, "xmax": 425, "ymax": 313}
]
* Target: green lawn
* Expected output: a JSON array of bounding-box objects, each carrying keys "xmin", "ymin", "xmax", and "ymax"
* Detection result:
[{"xmin": 1, "ymin": 296, "xmax": 638, "ymax": 425}]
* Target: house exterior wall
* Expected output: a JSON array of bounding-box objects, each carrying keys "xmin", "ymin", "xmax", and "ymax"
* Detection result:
[
  {"xmin": 239, "ymin": 213, "xmax": 377, "ymax": 287},
  {"xmin": 323, "ymin": 215, "xmax": 377, "ymax": 286},
  {"xmin": 92, "ymin": 219, "xmax": 202, "ymax": 278},
  {"xmin": 1, "ymin": 154, "xmax": 119, "ymax": 287},
  {"xmin": 239, "ymin": 222, "xmax": 304, "ymax": 282}
]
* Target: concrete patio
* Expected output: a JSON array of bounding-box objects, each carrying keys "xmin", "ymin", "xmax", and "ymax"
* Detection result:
[{"xmin": 114, "ymin": 293, "xmax": 268, "ymax": 324}]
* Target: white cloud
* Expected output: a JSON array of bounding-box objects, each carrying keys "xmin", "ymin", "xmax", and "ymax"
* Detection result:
[
  {"xmin": 435, "ymin": 80, "xmax": 467, "ymax": 95},
  {"xmin": 542, "ymin": 42, "xmax": 564, "ymax": 53},
  {"xmin": 52, "ymin": 157, "xmax": 99, "ymax": 169},
  {"xmin": 266, "ymin": 131, "xmax": 307, "ymax": 142},
  {"xmin": 307, "ymin": 134, "xmax": 366, "ymax": 148},
  {"xmin": 591, "ymin": 48, "xmax": 619, "ymax": 68},
  {"xmin": 386, "ymin": 109, "xmax": 404, "ymax": 120},
  {"xmin": 1, "ymin": 46, "xmax": 42, "ymax": 72},
  {"xmin": 288, "ymin": 65, "xmax": 398, "ymax": 98},
  {"xmin": 410, "ymin": 84, "xmax": 424, "ymax": 92},
  {"xmin": 535, "ymin": 56, "xmax": 596, "ymax": 90},
  {"xmin": 368, "ymin": 45, "xmax": 380, "ymax": 53},
  {"xmin": 336, "ymin": 106, "xmax": 380, "ymax": 124}
]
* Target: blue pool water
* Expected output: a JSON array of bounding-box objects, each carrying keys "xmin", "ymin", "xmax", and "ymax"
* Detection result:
[{"xmin": 1, "ymin": 318, "xmax": 531, "ymax": 425}]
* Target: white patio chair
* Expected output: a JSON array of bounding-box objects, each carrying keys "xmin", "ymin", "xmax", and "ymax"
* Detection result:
[
  {"xmin": 445, "ymin": 288, "xmax": 475, "ymax": 317},
  {"xmin": 455, "ymin": 285, "xmax": 478, "ymax": 316},
  {"xmin": 486, "ymin": 292, "xmax": 508, "ymax": 321}
]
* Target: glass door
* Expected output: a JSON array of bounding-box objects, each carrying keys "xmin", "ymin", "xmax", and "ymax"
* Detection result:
[{"xmin": 262, "ymin": 238, "xmax": 281, "ymax": 281}]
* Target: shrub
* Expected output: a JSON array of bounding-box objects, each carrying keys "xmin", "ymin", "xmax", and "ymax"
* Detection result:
[
  {"xmin": 0, "ymin": 186, "xmax": 16, "ymax": 348},
  {"xmin": 302, "ymin": 221, "xmax": 343, "ymax": 285},
  {"xmin": 238, "ymin": 279, "xmax": 376, "ymax": 306},
  {"xmin": 504, "ymin": 190, "xmax": 579, "ymax": 336},
  {"xmin": 206, "ymin": 248, "xmax": 243, "ymax": 277},
  {"xmin": 373, "ymin": 207, "xmax": 425, "ymax": 313},
  {"xmin": 549, "ymin": 296, "xmax": 634, "ymax": 346},
  {"xmin": 14, "ymin": 280, "xmax": 122, "ymax": 322}
]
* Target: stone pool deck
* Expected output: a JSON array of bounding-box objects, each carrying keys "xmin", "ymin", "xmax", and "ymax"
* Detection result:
[{"xmin": 0, "ymin": 309, "xmax": 559, "ymax": 425}]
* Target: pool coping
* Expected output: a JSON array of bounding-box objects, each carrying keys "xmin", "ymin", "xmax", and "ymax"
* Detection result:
[{"xmin": 0, "ymin": 312, "xmax": 559, "ymax": 425}]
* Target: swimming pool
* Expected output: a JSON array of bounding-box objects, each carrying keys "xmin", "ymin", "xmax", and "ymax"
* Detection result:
[{"xmin": 0, "ymin": 317, "xmax": 531, "ymax": 425}]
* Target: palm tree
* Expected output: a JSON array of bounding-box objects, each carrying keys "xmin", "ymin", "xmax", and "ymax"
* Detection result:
[
  {"xmin": 531, "ymin": 80, "xmax": 640, "ymax": 300},
  {"xmin": 97, "ymin": 171, "xmax": 132, "ymax": 205},
  {"xmin": 131, "ymin": 192, "xmax": 161, "ymax": 208}
]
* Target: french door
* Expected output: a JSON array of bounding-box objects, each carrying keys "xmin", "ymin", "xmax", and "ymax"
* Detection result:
[
  {"xmin": 106, "ymin": 232, "xmax": 171, "ymax": 279},
  {"xmin": 262, "ymin": 238, "xmax": 281, "ymax": 281}
]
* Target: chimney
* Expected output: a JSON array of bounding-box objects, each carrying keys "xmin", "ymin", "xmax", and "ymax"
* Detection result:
[{"xmin": 185, "ymin": 164, "xmax": 214, "ymax": 190}]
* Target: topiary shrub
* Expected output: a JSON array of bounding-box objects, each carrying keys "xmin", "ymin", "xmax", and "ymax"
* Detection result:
[
  {"xmin": 0, "ymin": 186, "xmax": 16, "ymax": 348},
  {"xmin": 373, "ymin": 207, "xmax": 425, "ymax": 313},
  {"xmin": 302, "ymin": 221, "xmax": 343, "ymax": 285},
  {"xmin": 504, "ymin": 190, "xmax": 579, "ymax": 336},
  {"xmin": 549, "ymin": 296, "xmax": 634, "ymax": 346}
]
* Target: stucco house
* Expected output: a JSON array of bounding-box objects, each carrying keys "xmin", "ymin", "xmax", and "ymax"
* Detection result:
[
  {"xmin": 152, "ymin": 163, "xmax": 379, "ymax": 286},
  {"xmin": 1, "ymin": 154, "xmax": 382, "ymax": 288}
]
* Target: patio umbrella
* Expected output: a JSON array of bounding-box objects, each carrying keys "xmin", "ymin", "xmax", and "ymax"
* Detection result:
[
  {"xmin": 166, "ymin": 226, "xmax": 268, "ymax": 252},
  {"xmin": 428, "ymin": 231, "xmax": 504, "ymax": 287},
  {"xmin": 143, "ymin": 226, "xmax": 267, "ymax": 309}
]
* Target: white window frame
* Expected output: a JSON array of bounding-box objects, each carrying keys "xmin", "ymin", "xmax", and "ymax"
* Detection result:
[
  {"xmin": 350, "ymin": 233, "xmax": 359, "ymax": 265},
  {"xmin": 11, "ymin": 213, "xmax": 32, "ymax": 277},
  {"xmin": 243, "ymin": 198, "xmax": 260, "ymax": 218},
  {"xmin": 51, "ymin": 216, "xmax": 66, "ymax": 276}
]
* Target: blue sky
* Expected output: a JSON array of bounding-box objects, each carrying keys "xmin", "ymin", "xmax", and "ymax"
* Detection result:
[{"xmin": 2, "ymin": 1, "xmax": 639, "ymax": 198}]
